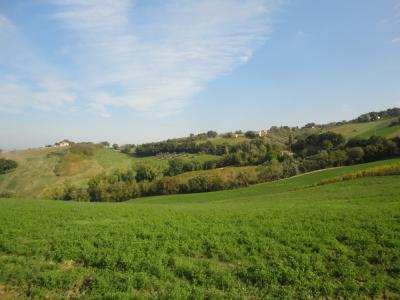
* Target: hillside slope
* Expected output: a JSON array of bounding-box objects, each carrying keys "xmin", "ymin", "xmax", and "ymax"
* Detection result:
[
  {"xmin": 0, "ymin": 159, "xmax": 399, "ymax": 298},
  {"xmin": 1, "ymin": 115, "xmax": 399, "ymax": 198},
  {"xmin": 0, "ymin": 147, "xmax": 219, "ymax": 197},
  {"xmin": 327, "ymin": 117, "xmax": 400, "ymax": 139}
]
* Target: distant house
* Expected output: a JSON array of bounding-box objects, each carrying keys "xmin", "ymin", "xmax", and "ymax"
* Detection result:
[
  {"xmin": 258, "ymin": 130, "xmax": 268, "ymax": 138},
  {"xmin": 55, "ymin": 140, "xmax": 71, "ymax": 147}
]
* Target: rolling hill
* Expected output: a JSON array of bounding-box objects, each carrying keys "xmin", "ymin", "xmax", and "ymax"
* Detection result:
[
  {"xmin": 1, "ymin": 112, "xmax": 399, "ymax": 199},
  {"xmin": 327, "ymin": 117, "xmax": 400, "ymax": 139},
  {"xmin": 0, "ymin": 159, "xmax": 399, "ymax": 298},
  {"xmin": 0, "ymin": 147, "xmax": 218, "ymax": 198}
]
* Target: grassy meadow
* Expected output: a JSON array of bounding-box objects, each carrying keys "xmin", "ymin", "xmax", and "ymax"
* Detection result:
[
  {"xmin": 1, "ymin": 159, "xmax": 399, "ymax": 299},
  {"xmin": 328, "ymin": 117, "xmax": 400, "ymax": 139}
]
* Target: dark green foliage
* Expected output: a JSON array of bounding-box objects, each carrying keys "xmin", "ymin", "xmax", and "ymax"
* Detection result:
[
  {"xmin": 119, "ymin": 144, "xmax": 135, "ymax": 154},
  {"xmin": 87, "ymin": 169, "xmax": 139, "ymax": 202},
  {"xmin": 358, "ymin": 136, "xmax": 399, "ymax": 162},
  {"xmin": 135, "ymin": 139, "xmax": 199, "ymax": 156},
  {"xmin": 353, "ymin": 107, "xmax": 400, "ymax": 123},
  {"xmin": 293, "ymin": 132, "xmax": 400, "ymax": 173},
  {"xmin": 135, "ymin": 164, "xmax": 161, "ymax": 182},
  {"xmin": 302, "ymin": 122, "xmax": 317, "ymax": 129},
  {"xmin": 99, "ymin": 141, "xmax": 110, "ymax": 148},
  {"xmin": 0, "ymin": 158, "xmax": 17, "ymax": 174},
  {"xmin": 70, "ymin": 143, "xmax": 98, "ymax": 156},
  {"xmin": 186, "ymin": 175, "xmax": 225, "ymax": 193},
  {"xmin": 153, "ymin": 171, "xmax": 258, "ymax": 195},
  {"xmin": 221, "ymin": 132, "xmax": 234, "ymax": 138},
  {"xmin": 206, "ymin": 130, "xmax": 218, "ymax": 138},
  {"xmin": 51, "ymin": 180, "xmax": 89, "ymax": 201},
  {"xmin": 346, "ymin": 147, "xmax": 365, "ymax": 164},
  {"xmin": 357, "ymin": 113, "xmax": 372, "ymax": 123},
  {"xmin": 165, "ymin": 158, "xmax": 202, "ymax": 176},
  {"xmin": 390, "ymin": 117, "xmax": 400, "ymax": 127},
  {"xmin": 257, "ymin": 160, "xmax": 284, "ymax": 181},
  {"xmin": 219, "ymin": 139, "xmax": 277, "ymax": 166},
  {"xmin": 153, "ymin": 176, "xmax": 180, "ymax": 195},
  {"xmin": 244, "ymin": 130, "xmax": 257, "ymax": 139},
  {"xmin": 292, "ymin": 132, "xmax": 345, "ymax": 157}
]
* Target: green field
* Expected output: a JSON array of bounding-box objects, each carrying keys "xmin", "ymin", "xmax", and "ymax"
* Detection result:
[
  {"xmin": 328, "ymin": 117, "xmax": 400, "ymax": 139},
  {"xmin": 1, "ymin": 159, "xmax": 399, "ymax": 299}
]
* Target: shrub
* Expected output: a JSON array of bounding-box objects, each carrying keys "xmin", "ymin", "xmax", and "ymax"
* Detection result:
[
  {"xmin": 245, "ymin": 131, "xmax": 257, "ymax": 139},
  {"xmin": 257, "ymin": 160, "xmax": 284, "ymax": 182},
  {"xmin": 187, "ymin": 175, "xmax": 225, "ymax": 193},
  {"xmin": 206, "ymin": 131, "xmax": 218, "ymax": 138},
  {"xmin": 346, "ymin": 147, "xmax": 364, "ymax": 164},
  {"xmin": 153, "ymin": 177, "xmax": 180, "ymax": 195},
  {"xmin": 87, "ymin": 169, "xmax": 140, "ymax": 202},
  {"xmin": 70, "ymin": 143, "xmax": 98, "ymax": 156},
  {"xmin": 0, "ymin": 158, "xmax": 18, "ymax": 174},
  {"xmin": 135, "ymin": 164, "xmax": 161, "ymax": 182},
  {"xmin": 50, "ymin": 181, "xmax": 89, "ymax": 201}
]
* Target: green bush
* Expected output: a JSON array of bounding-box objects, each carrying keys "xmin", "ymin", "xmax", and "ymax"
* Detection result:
[
  {"xmin": 153, "ymin": 177, "xmax": 180, "ymax": 195},
  {"xmin": 87, "ymin": 170, "xmax": 140, "ymax": 202},
  {"xmin": 257, "ymin": 160, "xmax": 284, "ymax": 182},
  {"xmin": 0, "ymin": 158, "xmax": 18, "ymax": 174},
  {"xmin": 70, "ymin": 143, "xmax": 98, "ymax": 156},
  {"xmin": 135, "ymin": 164, "xmax": 161, "ymax": 182}
]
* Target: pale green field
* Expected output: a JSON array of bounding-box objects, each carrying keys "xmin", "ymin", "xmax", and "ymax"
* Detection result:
[{"xmin": 328, "ymin": 118, "xmax": 400, "ymax": 139}]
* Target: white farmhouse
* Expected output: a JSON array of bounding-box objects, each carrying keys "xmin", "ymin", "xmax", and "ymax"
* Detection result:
[{"xmin": 55, "ymin": 140, "xmax": 71, "ymax": 147}]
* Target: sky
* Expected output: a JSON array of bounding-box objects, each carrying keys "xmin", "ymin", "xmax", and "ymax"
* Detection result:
[{"xmin": 0, "ymin": 0, "xmax": 399, "ymax": 150}]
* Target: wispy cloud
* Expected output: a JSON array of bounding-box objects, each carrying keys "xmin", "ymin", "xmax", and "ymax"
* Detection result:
[
  {"xmin": 0, "ymin": 14, "xmax": 14, "ymax": 31},
  {"xmin": 0, "ymin": 1, "xmax": 278, "ymax": 116},
  {"xmin": 50, "ymin": 0, "xmax": 278, "ymax": 116},
  {"xmin": 0, "ymin": 14, "xmax": 78, "ymax": 113},
  {"xmin": 392, "ymin": 37, "xmax": 400, "ymax": 43}
]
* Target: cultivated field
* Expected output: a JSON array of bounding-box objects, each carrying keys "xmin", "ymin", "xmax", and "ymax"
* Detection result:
[{"xmin": 1, "ymin": 159, "xmax": 399, "ymax": 299}]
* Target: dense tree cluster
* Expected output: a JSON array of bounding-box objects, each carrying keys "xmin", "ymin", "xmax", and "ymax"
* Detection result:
[
  {"xmin": 352, "ymin": 107, "xmax": 400, "ymax": 123},
  {"xmin": 135, "ymin": 140, "xmax": 199, "ymax": 156},
  {"xmin": 219, "ymin": 139, "xmax": 279, "ymax": 166},
  {"xmin": 0, "ymin": 158, "xmax": 18, "ymax": 174},
  {"xmin": 293, "ymin": 133, "xmax": 400, "ymax": 172},
  {"xmin": 244, "ymin": 131, "xmax": 257, "ymax": 139},
  {"xmin": 292, "ymin": 132, "xmax": 345, "ymax": 157},
  {"xmin": 135, "ymin": 137, "xmax": 280, "ymax": 163},
  {"xmin": 51, "ymin": 167, "xmax": 263, "ymax": 201}
]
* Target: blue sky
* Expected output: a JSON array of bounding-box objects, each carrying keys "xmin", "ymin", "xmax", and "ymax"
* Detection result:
[{"xmin": 0, "ymin": 0, "xmax": 399, "ymax": 150}]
